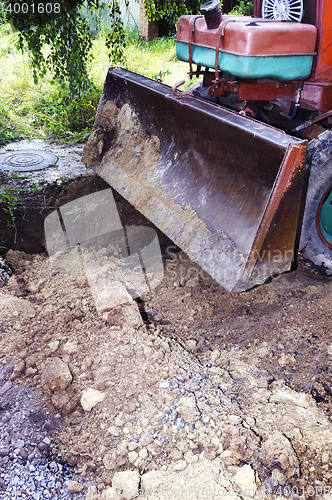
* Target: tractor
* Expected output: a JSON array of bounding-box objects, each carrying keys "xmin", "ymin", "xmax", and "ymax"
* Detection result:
[{"xmin": 82, "ymin": 0, "xmax": 332, "ymax": 292}]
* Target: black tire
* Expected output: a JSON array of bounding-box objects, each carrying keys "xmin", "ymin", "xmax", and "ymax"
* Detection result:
[{"xmin": 299, "ymin": 131, "xmax": 332, "ymax": 275}]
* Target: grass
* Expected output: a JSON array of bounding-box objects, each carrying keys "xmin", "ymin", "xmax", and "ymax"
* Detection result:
[{"xmin": 0, "ymin": 25, "xmax": 192, "ymax": 145}]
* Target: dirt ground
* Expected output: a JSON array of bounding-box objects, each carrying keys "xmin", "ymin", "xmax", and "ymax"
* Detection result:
[{"xmin": 1, "ymin": 183, "xmax": 332, "ymax": 499}]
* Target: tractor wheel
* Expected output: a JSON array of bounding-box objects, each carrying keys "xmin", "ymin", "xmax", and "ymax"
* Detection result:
[{"xmin": 299, "ymin": 131, "xmax": 332, "ymax": 275}]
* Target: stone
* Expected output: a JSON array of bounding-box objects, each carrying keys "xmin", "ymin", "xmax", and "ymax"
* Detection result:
[
  {"xmin": 47, "ymin": 341, "xmax": 59, "ymax": 353},
  {"xmin": 264, "ymin": 477, "xmax": 278, "ymax": 494},
  {"xmin": 160, "ymin": 381, "xmax": 169, "ymax": 389},
  {"xmin": 19, "ymin": 448, "xmax": 28, "ymax": 460},
  {"xmin": 0, "ymin": 292, "xmax": 36, "ymax": 320},
  {"xmin": 185, "ymin": 340, "xmax": 196, "ymax": 350},
  {"xmin": 0, "ymin": 381, "xmax": 12, "ymax": 396},
  {"xmin": 63, "ymin": 341, "xmax": 78, "ymax": 354},
  {"xmin": 271, "ymin": 469, "xmax": 287, "ymax": 485},
  {"xmin": 66, "ymin": 480, "xmax": 84, "ymax": 493},
  {"xmin": 103, "ymin": 454, "xmax": 117, "ymax": 470},
  {"xmin": 258, "ymin": 432, "xmax": 300, "ymax": 479},
  {"xmin": 112, "ymin": 470, "xmax": 140, "ymax": 499},
  {"xmin": 10, "ymin": 360, "xmax": 25, "ymax": 380},
  {"xmin": 81, "ymin": 388, "xmax": 106, "ymax": 411},
  {"xmin": 85, "ymin": 485, "xmax": 99, "ymax": 500},
  {"xmin": 174, "ymin": 460, "xmax": 187, "ymax": 471},
  {"xmin": 229, "ymin": 415, "xmax": 243, "ymax": 425},
  {"xmin": 100, "ymin": 487, "xmax": 118, "ymax": 500},
  {"xmin": 106, "ymin": 302, "xmax": 143, "ymax": 329},
  {"xmin": 128, "ymin": 451, "xmax": 138, "ymax": 463},
  {"xmin": 234, "ymin": 464, "xmax": 257, "ymax": 497},
  {"xmin": 140, "ymin": 471, "xmax": 162, "ymax": 496},
  {"xmin": 26, "ymin": 367, "xmax": 37, "ymax": 377},
  {"xmin": 41, "ymin": 357, "xmax": 72, "ymax": 391},
  {"xmin": 270, "ymin": 382, "xmax": 311, "ymax": 408},
  {"xmin": 51, "ymin": 387, "xmax": 79, "ymax": 414}
]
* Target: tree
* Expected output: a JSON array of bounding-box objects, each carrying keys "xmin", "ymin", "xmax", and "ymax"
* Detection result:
[
  {"xmin": 143, "ymin": 0, "xmax": 253, "ymax": 34},
  {"xmin": 4, "ymin": 0, "xmax": 128, "ymax": 96}
]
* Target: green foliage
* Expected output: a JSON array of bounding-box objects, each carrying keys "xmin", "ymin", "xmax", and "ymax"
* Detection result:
[
  {"xmin": 0, "ymin": 128, "xmax": 21, "ymax": 146},
  {"xmin": 0, "ymin": 104, "xmax": 22, "ymax": 146},
  {"xmin": 143, "ymin": 0, "xmax": 203, "ymax": 34},
  {"xmin": 0, "ymin": 187, "xmax": 18, "ymax": 227},
  {"xmin": 3, "ymin": 0, "xmax": 128, "ymax": 96},
  {"xmin": 0, "ymin": 25, "xmax": 189, "ymax": 142},
  {"xmin": 231, "ymin": 0, "xmax": 254, "ymax": 15},
  {"xmin": 151, "ymin": 68, "xmax": 171, "ymax": 81},
  {"xmin": 32, "ymin": 86, "xmax": 100, "ymax": 143}
]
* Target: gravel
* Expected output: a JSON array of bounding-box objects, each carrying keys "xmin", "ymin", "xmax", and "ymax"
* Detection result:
[
  {"xmin": 0, "ymin": 456, "xmax": 92, "ymax": 499},
  {"xmin": 0, "ymin": 365, "xmax": 95, "ymax": 499}
]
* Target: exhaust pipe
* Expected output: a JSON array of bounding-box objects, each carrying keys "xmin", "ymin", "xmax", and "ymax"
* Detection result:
[{"xmin": 200, "ymin": 0, "xmax": 222, "ymax": 29}]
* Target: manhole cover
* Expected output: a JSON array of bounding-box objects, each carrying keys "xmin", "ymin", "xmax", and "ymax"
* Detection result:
[{"xmin": 0, "ymin": 150, "xmax": 58, "ymax": 172}]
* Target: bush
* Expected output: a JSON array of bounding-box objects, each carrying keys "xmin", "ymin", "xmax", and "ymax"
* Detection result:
[
  {"xmin": 32, "ymin": 86, "xmax": 100, "ymax": 143},
  {"xmin": 231, "ymin": 0, "xmax": 254, "ymax": 15}
]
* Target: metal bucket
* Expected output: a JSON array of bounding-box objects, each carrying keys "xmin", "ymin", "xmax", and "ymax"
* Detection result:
[{"xmin": 82, "ymin": 68, "xmax": 307, "ymax": 292}]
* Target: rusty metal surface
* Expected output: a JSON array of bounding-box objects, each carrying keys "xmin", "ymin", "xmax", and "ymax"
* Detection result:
[
  {"xmin": 83, "ymin": 68, "xmax": 307, "ymax": 292},
  {"xmin": 177, "ymin": 15, "xmax": 317, "ymax": 57}
]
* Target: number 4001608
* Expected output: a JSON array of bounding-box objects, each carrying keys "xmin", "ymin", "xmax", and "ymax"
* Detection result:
[{"xmin": 1, "ymin": 2, "xmax": 60, "ymax": 14}]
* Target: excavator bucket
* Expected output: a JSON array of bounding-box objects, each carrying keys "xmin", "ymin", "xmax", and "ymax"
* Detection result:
[{"xmin": 82, "ymin": 68, "xmax": 308, "ymax": 292}]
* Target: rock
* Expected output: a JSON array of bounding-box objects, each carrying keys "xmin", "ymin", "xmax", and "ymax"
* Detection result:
[
  {"xmin": 81, "ymin": 388, "xmax": 106, "ymax": 411},
  {"xmin": 0, "ymin": 360, "xmax": 15, "ymax": 384},
  {"xmin": 51, "ymin": 387, "xmax": 79, "ymax": 414},
  {"xmin": 112, "ymin": 470, "xmax": 140, "ymax": 499},
  {"xmin": 258, "ymin": 432, "xmax": 300, "ymax": 479},
  {"xmin": 26, "ymin": 367, "xmax": 37, "ymax": 377},
  {"xmin": 0, "ymin": 292, "xmax": 36, "ymax": 320},
  {"xmin": 185, "ymin": 340, "xmax": 196, "ymax": 350},
  {"xmin": 66, "ymin": 480, "xmax": 84, "ymax": 493},
  {"xmin": 63, "ymin": 341, "xmax": 78, "ymax": 354},
  {"xmin": 0, "ymin": 381, "xmax": 12, "ymax": 396},
  {"xmin": 270, "ymin": 381, "xmax": 311, "ymax": 408},
  {"xmin": 0, "ymin": 257, "xmax": 11, "ymax": 284},
  {"xmin": 85, "ymin": 485, "xmax": 99, "ymax": 500},
  {"xmin": 229, "ymin": 415, "xmax": 243, "ymax": 425},
  {"xmin": 38, "ymin": 442, "xmax": 49, "ymax": 452},
  {"xmin": 128, "ymin": 451, "xmax": 138, "ymax": 463},
  {"xmin": 144, "ymin": 306, "xmax": 163, "ymax": 323},
  {"xmin": 10, "ymin": 360, "xmax": 25, "ymax": 380},
  {"xmin": 41, "ymin": 357, "xmax": 72, "ymax": 391},
  {"xmin": 19, "ymin": 448, "xmax": 28, "ymax": 460},
  {"xmin": 174, "ymin": 460, "xmax": 187, "ymax": 471},
  {"xmin": 103, "ymin": 454, "xmax": 117, "ymax": 470},
  {"xmin": 140, "ymin": 471, "xmax": 159, "ymax": 495},
  {"xmin": 271, "ymin": 468, "xmax": 287, "ymax": 485},
  {"xmin": 322, "ymin": 452, "xmax": 330, "ymax": 465},
  {"xmin": 234, "ymin": 464, "xmax": 257, "ymax": 497},
  {"xmin": 100, "ymin": 487, "xmax": 118, "ymax": 500},
  {"xmin": 0, "ymin": 448, "xmax": 9, "ymax": 457},
  {"xmin": 106, "ymin": 302, "xmax": 143, "ymax": 329},
  {"xmin": 48, "ymin": 341, "xmax": 60, "ymax": 353},
  {"xmin": 264, "ymin": 477, "xmax": 278, "ymax": 494},
  {"xmin": 159, "ymin": 381, "xmax": 169, "ymax": 389}
]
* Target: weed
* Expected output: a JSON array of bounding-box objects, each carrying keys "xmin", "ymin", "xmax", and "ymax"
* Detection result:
[
  {"xmin": 10, "ymin": 172, "xmax": 29, "ymax": 182},
  {"xmin": 32, "ymin": 87, "xmax": 100, "ymax": 143},
  {"xmin": 0, "ymin": 187, "xmax": 18, "ymax": 228},
  {"xmin": 151, "ymin": 69, "xmax": 172, "ymax": 82}
]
